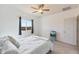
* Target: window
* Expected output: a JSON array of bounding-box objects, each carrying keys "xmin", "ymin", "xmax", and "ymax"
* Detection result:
[
  {"xmin": 21, "ymin": 19, "xmax": 32, "ymax": 27},
  {"xmin": 21, "ymin": 19, "xmax": 32, "ymax": 31},
  {"xmin": 19, "ymin": 16, "xmax": 33, "ymax": 35}
]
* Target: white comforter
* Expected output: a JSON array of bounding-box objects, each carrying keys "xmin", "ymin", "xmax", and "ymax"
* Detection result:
[{"xmin": 3, "ymin": 35, "xmax": 52, "ymax": 54}]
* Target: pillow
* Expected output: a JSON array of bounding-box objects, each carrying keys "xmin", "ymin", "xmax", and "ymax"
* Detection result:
[
  {"xmin": 8, "ymin": 36, "xmax": 20, "ymax": 48},
  {"xmin": 0, "ymin": 39, "xmax": 5, "ymax": 54},
  {"xmin": 0, "ymin": 36, "xmax": 8, "ymax": 49},
  {"xmin": 0, "ymin": 36, "xmax": 18, "ymax": 54},
  {"xmin": 2, "ymin": 39, "xmax": 19, "ymax": 54}
]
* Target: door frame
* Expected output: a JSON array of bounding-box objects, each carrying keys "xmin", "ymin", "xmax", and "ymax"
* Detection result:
[{"xmin": 77, "ymin": 15, "xmax": 79, "ymax": 46}]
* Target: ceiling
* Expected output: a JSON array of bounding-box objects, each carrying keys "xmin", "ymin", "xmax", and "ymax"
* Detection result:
[
  {"xmin": 14, "ymin": 4, "xmax": 79, "ymax": 16},
  {"xmin": 0, "ymin": 4, "xmax": 78, "ymax": 20}
]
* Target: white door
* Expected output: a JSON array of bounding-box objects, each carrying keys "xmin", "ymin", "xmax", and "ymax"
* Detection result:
[{"xmin": 64, "ymin": 17, "xmax": 76, "ymax": 45}]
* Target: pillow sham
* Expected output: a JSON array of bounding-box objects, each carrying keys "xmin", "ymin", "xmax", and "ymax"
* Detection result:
[
  {"xmin": 0, "ymin": 39, "xmax": 5, "ymax": 53},
  {"xmin": 0, "ymin": 36, "xmax": 19, "ymax": 54},
  {"xmin": 2, "ymin": 39, "xmax": 19, "ymax": 54},
  {"xmin": 0, "ymin": 36, "xmax": 8, "ymax": 49},
  {"xmin": 8, "ymin": 36, "xmax": 20, "ymax": 48}
]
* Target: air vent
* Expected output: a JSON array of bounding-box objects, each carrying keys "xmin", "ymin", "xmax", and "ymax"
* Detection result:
[{"xmin": 62, "ymin": 7, "xmax": 71, "ymax": 11}]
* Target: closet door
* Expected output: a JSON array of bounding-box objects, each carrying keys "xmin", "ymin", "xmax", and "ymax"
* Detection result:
[
  {"xmin": 77, "ymin": 16, "xmax": 79, "ymax": 47},
  {"xmin": 64, "ymin": 17, "xmax": 76, "ymax": 45}
]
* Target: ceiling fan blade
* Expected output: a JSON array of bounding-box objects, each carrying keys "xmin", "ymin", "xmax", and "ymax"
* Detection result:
[
  {"xmin": 31, "ymin": 7, "xmax": 38, "ymax": 10},
  {"xmin": 38, "ymin": 4, "xmax": 44, "ymax": 9},
  {"xmin": 41, "ymin": 4, "xmax": 44, "ymax": 8},
  {"xmin": 32, "ymin": 11, "xmax": 38, "ymax": 13},
  {"xmin": 43, "ymin": 9, "xmax": 50, "ymax": 11}
]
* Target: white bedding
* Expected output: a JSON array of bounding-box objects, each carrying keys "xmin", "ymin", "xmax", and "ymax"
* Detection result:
[
  {"xmin": 18, "ymin": 35, "xmax": 52, "ymax": 54},
  {"xmin": 2, "ymin": 35, "xmax": 52, "ymax": 54},
  {"xmin": 22, "ymin": 40, "xmax": 52, "ymax": 54}
]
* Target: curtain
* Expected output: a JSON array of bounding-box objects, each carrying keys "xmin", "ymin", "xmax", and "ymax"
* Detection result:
[
  {"xmin": 19, "ymin": 16, "xmax": 22, "ymax": 35},
  {"xmin": 31, "ymin": 20, "xmax": 34, "ymax": 33}
]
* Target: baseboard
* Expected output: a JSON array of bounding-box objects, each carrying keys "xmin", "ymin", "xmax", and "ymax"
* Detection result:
[{"xmin": 56, "ymin": 40, "xmax": 77, "ymax": 47}]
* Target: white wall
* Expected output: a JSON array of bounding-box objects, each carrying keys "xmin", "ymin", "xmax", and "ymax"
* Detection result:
[
  {"xmin": 33, "ymin": 17, "xmax": 40, "ymax": 35},
  {"xmin": 38, "ymin": 8, "xmax": 79, "ymax": 45},
  {"xmin": 0, "ymin": 5, "xmax": 38, "ymax": 36}
]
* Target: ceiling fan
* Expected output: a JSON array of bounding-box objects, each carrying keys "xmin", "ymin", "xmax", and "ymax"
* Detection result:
[{"xmin": 31, "ymin": 4, "xmax": 50, "ymax": 14}]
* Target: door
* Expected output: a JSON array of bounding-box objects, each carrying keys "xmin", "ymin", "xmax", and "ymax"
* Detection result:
[
  {"xmin": 77, "ymin": 16, "xmax": 79, "ymax": 47},
  {"xmin": 64, "ymin": 17, "xmax": 76, "ymax": 45}
]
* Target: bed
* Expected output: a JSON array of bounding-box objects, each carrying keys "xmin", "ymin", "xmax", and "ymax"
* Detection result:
[{"xmin": 0, "ymin": 35, "xmax": 52, "ymax": 54}]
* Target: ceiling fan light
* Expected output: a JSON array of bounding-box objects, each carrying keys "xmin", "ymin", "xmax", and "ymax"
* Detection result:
[{"xmin": 38, "ymin": 9, "xmax": 43, "ymax": 12}]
